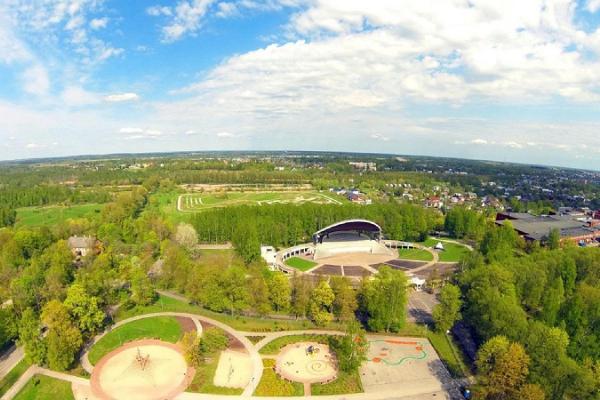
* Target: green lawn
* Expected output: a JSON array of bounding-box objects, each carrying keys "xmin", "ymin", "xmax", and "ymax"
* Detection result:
[
  {"xmin": 15, "ymin": 203, "xmax": 103, "ymax": 227},
  {"xmin": 88, "ymin": 316, "xmax": 183, "ymax": 365},
  {"xmin": 14, "ymin": 375, "xmax": 74, "ymax": 400},
  {"xmin": 421, "ymin": 238, "xmax": 471, "ymax": 262},
  {"xmin": 427, "ymin": 331, "xmax": 470, "ymax": 378},
  {"xmin": 397, "ymin": 248, "xmax": 433, "ymax": 261},
  {"xmin": 254, "ymin": 359, "xmax": 304, "ymax": 396},
  {"xmin": 0, "ymin": 359, "xmax": 32, "ymax": 397},
  {"xmin": 115, "ymin": 294, "xmax": 344, "ymax": 332},
  {"xmin": 259, "ymin": 334, "xmax": 332, "ymax": 355},
  {"xmin": 178, "ymin": 191, "xmax": 344, "ymax": 212},
  {"xmin": 284, "ymin": 257, "xmax": 318, "ymax": 271},
  {"xmin": 311, "ymin": 370, "xmax": 363, "ymax": 396}
]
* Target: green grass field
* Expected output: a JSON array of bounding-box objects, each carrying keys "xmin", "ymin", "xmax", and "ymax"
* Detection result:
[
  {"xmin": 178, "ymin": 191, "xmax": 343, "ymax": 212},
  {"xmin": 397, "ymin": 248, "xmax": 433, "ymax": 261},
  {"xmin": 0, "ymin": 359, "xmax": 31, "ymax": 397},
  {"xmin": 258, "ymin": 334, "xmax": 331, "ymax": 355},
  {"xmin": 14, "ymin": 375, "xmax": 74, "ymax": 400},
  {"xmin": 421, "ymin": 238, "xmax": 471, "ymax": 262},
  {"xmin": 284, "ymin": 257, "xmax": 318, "ymax": 271},
  {"xmin": 88, "ymin": 316, "xmax": 183, "ymax": 365},
  {"xmin": 254, "ymin": 359, "xmax": 304, "ymax": 396},
  {"xmin": 15, "ymin": 203, "xmax": 103, "ymax": 227},
  {"xmin": 311, "ymin": 370, "xmax": 363, "ymax": 395}
]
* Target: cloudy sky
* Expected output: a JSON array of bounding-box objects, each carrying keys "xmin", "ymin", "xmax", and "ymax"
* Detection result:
[{"xmin": 1, "ymin": 0, "xmax": 600, "ymax": 169}]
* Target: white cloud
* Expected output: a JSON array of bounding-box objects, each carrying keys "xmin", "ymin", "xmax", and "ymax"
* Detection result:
[
  {"xmin": 119, "ymin": 127, "xmax": 144, "ymax": 134},
  {"xmin": 216, "ymin": 2, "xmax": 239, "ymax": 17},
  {"xmin": 216, "ymin": 131, "xmax": 235, "ymax": 137},
  {"xmin": 104, "ymin": 93, "xmax": 140, "ymax": 103},
  {"xmin": 21, "ymin": 65, "xmax": 50, "ymax": 96},
  {"xmin": 90, "ymin": 17, "xmax": 109, "ymax": 30},
  {"xmin": 185, "ymin": 129, "xmax": 198, "ymax": 135},
  {"xmin": 61, "ymin": 86, "xmax": 100, "ymax": 106},
  {"xmin": 588, "ymin": 0, "xmax": 600, "ymax": 12},
  {"xmin": 370, "ymin": 133, "xmax": 389, "ymax": 141},
  {"xmin": 119, "ymin": 127, "xmax": 164, "ymax": 140},
  {"xmin": 471, "ymin": 138, "xmax": 488, "ymax": 145},
  {"xmin": 148, "ymin": 0, "xmax": 215, "ymax": 42}
]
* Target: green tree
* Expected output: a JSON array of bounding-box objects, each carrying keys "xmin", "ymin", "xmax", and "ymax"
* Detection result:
[
  {"xmin": 130, "ymin": 267, "xmax": 155, "ymax": 306},
  {"xmin": 476, "ymin": 336, "xmax": 530, "ymax": 399},
  {"xmin": 41, "ymin": 300, "xmax": 83, "ymax": 371},
  {"xmin": 329, "ymin": 320, "xmax": 368, "ymax": 372},
  {"xmin": 432, "ymin": 284, "xmax": 462, "ymax": 332},
  {"xmin": 547, "ymin": 228, "xmax": 560, "ymax": 250},
  {"xmin": 267, "ymin": 272, "xmax": 291, "ymax": 312},
  {"xmin": 308, "ymin": 280, "xmax": 335, "ymax": 326},
  {"xmin": 330, "ymin": 276, "xmax": 358, "ymax": 321},
  {"xmin": 181, "ymin": 331, "xmax": 202, "ymax": 366},
  {"xmin": 362, "ymin": 266, "xmax": 407, "ymax": 332},
  {"xmin": 199, "ymin": 327, "xmax": 229, "ymax": 354},
  {"xmin": 250, "ymin": 276, "xmax": 271, "ymax": 316},
  {"xmin": 64, "ymin": 283, "xmax": 105, "ymax": 334},
  {"xmin": 291, "ymin": 273, "xmax": 312, "ymax": 318},
  {"xmin": 18, "ymin": 308, "xmax": 46, "ymax": 365}
]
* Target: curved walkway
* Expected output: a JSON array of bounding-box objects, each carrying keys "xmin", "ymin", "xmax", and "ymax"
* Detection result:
[{"xmin": 80, "ymin": 312, "xmax": 261, "ymax": 397}]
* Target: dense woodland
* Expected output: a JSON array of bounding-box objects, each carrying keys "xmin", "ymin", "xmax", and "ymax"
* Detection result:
[{"xmin": 0, "ymin": 155, "xmax": 598, "ymax": 399}]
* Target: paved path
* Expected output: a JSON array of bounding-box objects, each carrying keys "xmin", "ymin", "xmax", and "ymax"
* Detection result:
[
  {"xmin": 80, "ymin": 312, "xmax": 261, "ymax": 397},
  {"xmin": 252, "ymin": 329, "xmax": 344, "ymax": 352},
  {"xmin": 0, "ymin": 365, "xmax": 90, "ymax": 400},
  {"xmin": 0, "ymin": 346, "xmax": 24, "ymax": 381}
]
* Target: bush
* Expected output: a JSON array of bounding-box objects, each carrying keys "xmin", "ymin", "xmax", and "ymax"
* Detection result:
[{"xmin": 199, "ymin": 327, "xmax": 229, "ymax": 355}]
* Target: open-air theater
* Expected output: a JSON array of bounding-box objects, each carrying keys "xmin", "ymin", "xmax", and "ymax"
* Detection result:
[{"xmin": 311, "ymin": 219, "xmax": 392, "ymax": 260}]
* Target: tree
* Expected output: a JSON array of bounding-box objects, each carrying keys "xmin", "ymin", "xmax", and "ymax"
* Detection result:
[
  {"xmin": 516, "ymin": 384, "xmax": 545, "ymax": 400},
  {"xmin": 329, "ymin": 320, "xmax": 368, "ymax": 372},
  {"xmin": 174, "ymin": 223, "xmax": 198, "ymax": 251},
  {"xmin": 432, "ymin": 284, "xmax": 462, "ymax": 332},
  {"xmin": 18, "ymin": 308, "xmax": 46, "ymax": 365},
  {"xmin": 330, "ymin": 276, "xmax": 358, "ymax": 321},
  {"xmin": 199, "ymin": 327, "xmax": 229, "ymax": 354},
  {"xmin": 250, "ymin": 276, "xmax": 271, "ymax": 316},
  {"xmin": 291, "ymin": 273, "xmax": 312, "ymax": 318},
  {"xmin": 232, "ymin": 222, "xmax": 260, "ymax": 264},
  {"xmin": 547, "ymin": 228, "xmax": 560, "ymax": 250},
  {"xmin": 362, "ymin": 266, "xmax": 407, "ymax": 332},
  {"xmin": 41, "ymin": 300, "xmax": 83, "ymax": 371},
  {"xmin": 476, "ymin": 336, "xmax": 530, "ymax": 400},
  {"xmin": 267, "ymin": 272, "xmax": 291, "ymax": 312},
  {"xmin": 0, "ymin": 307, "xmax": 17, "ymax": 349},
  {"xmin": 130, "ymin": 267, "xmax": 155, "ymax": 306},
  {"xmin": 181, "ymin": 331, "xmax": 202, "ymax": 366},
  {"xmin": 308, "ymin": 280, "xmax": 335, "ymax": 326},
  {"xmin": 221, "ymin": 267, "xmax": 249, "ymax": 315},
  {"xmin": 64, "ymin": 283, "xmax": 105, "ymax": 334}
]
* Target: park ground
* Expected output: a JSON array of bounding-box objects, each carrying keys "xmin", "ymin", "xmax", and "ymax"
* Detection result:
[{"xmin": 1, "ymin": 292, "xmax": 470, "ymax": 400}]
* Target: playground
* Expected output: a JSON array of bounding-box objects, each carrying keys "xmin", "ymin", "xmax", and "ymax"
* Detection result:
[
  {"xmin": 275, "ymin": 342, "xmax": 338, "ymax": 384},
  {"xmin": 359, "ymin": 336, "xmax": 451, "ymax": 395},
  {"xmin": 90, "ymin": 339, "xmax": 194, "ymax": 400}
]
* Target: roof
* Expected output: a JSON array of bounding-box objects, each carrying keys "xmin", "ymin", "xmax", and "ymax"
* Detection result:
[
  {"xmin": 314, "ymin": 219, "xmax": 382, "ymax": 238},
  {"xmin": 67, "ymin": 236, "xmax": 96, "ymax": 249},
  {"xmin": 497, "ymin": 214, "xmax": 592, "ymax": 241}
]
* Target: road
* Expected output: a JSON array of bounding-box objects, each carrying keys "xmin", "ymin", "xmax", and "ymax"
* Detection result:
[{"xmin": 0, "ymin": 345, "xmax": 24, "ymax": 381}]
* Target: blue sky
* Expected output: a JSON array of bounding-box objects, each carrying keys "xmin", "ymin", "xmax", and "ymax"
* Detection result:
[{"xmin": 1, "ymin": 0, "xmax": 600, "ymax": 170}]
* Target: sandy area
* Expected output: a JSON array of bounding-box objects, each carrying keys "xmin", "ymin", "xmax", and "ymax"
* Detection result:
[
  {"xmin": 91, "ymin": 340, "xmax": 194, "ymax": 400},
  {"xmin": 213, "ymin": 349, "xmax": 252, "ymax": 388},
  {"xmin": 276, "ymin": 342, "xmax": 337, "ymax": 384}
]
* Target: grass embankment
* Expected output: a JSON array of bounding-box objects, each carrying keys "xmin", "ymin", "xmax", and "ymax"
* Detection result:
[
  {"xmin": 88, "ymin": 316, "xmax": 183, "ymax": 364},
  {"xmin": 0, "ymin": 359, "xmax": 32, "ymax": 397},
  {"xmin": 427, "ymin": 331, "xmax": 470, "ymax": 378},
  {"xmin": 115, "ymin": 294, "xmax": 345, "ymax": 332},
  {"xmin": 421, "ymin": 238, "xmax": 471, "ymax": 262},
  {"xmin": 397, "ymin": 248, "xmax": 433, "ymax": 261},
  {"xmin": 259, "ymin": 334, "xmax": 332, "ymax": 355},
  {"xmin": 311, "ymin": 370, "xmax": 363, "ymax": 395},
  {"xmin": 13, "ymin": 375, "xmax": 74, "ymax": 400},
  {"xmin": 254, "ymin": 359, "xmax": 304, "ymax": 396},
  {"xmin": 284, "ymin": 257, "xmax": 318, "ymax": 272},
  {"xmin": 15, "ymin": 203, "xmax": 103, "ymax": 227}
]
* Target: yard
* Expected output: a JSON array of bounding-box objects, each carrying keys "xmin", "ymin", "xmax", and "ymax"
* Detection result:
[
  {"xmin": 420, "ymin": 238, "xmax": 471, "ymax": 262},
  {"xmin": 13, "ymin": 375, "xmax": 74, "ymax": 400},
  {"xmin": 284, "ymin": 257, "xmax": 318, "ymax": 271},
  {"xmin": 15, "ymin": 203, "xmax": 103, "ymax": 227},
  {"xmin": 397, "ymin": 248, "xmax": 433, "ymax": 261},
  {"xmin": 88, "ymin": 316, "xmax": 183, "ymax": 364}
]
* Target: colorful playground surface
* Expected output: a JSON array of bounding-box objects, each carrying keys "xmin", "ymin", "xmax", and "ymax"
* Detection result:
[{"xmin": 360, "ymin": 336, "xmax": 451, "ymax": 396}]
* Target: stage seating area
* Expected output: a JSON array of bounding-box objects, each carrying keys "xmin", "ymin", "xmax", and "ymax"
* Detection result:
[{"xmin": 371, "ymin": 259, "xmax": 427, "ymax": 271}]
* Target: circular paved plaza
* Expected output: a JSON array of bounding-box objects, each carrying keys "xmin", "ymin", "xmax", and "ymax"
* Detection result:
[
  {"xmin": 275, "ymin": 342, "xmax": 337, "ymax": 384},
  {"xmin": 90, "ymin": 339, "xmax": 194, "ymax": 400}
]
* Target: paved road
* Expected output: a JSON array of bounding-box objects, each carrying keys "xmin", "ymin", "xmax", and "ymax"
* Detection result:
[
  {"xmin": 407, "ymin": 290, "xmax": 438, "ymax": 324},
  {"xmin": 0, "ymin": 345, "xmax": 24, "ymax": 381}
]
